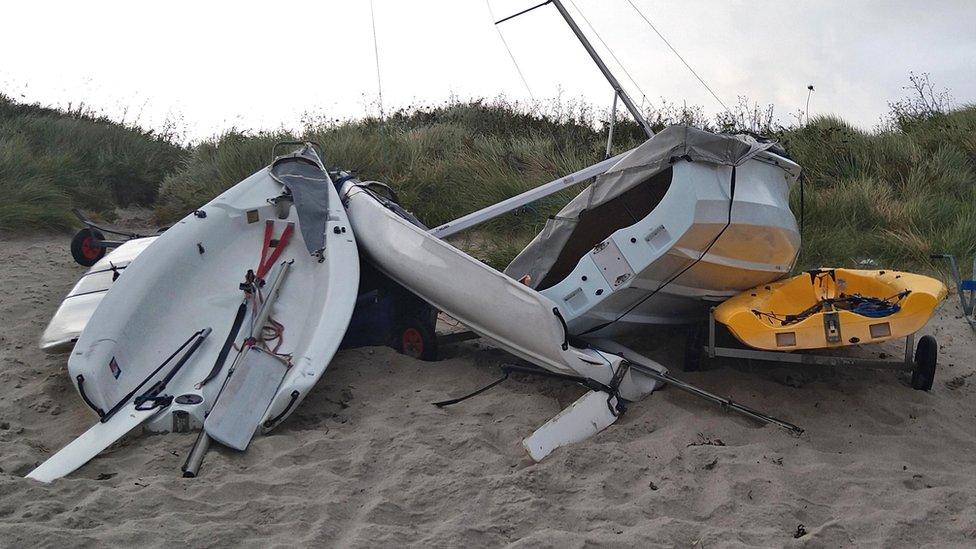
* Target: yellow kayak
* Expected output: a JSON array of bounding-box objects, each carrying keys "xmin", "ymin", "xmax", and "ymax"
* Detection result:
[{"xmin": 714, "ymin": 268, "xmax": 947, "ymax": 351}]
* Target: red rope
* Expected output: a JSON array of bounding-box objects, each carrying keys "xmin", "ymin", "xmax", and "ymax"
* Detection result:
[
  {"xmin": 256, "ymin": 221, "xmax": 295, "ymax": 280},
  {"xmin": 230, "ymin": 221, "xmax": 296, "ymax": 367}
]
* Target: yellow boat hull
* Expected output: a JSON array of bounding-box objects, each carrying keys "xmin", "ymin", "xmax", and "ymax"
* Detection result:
[{"xmin": 714, "ymin": 269, "xmax": 946, "ymax": 351}]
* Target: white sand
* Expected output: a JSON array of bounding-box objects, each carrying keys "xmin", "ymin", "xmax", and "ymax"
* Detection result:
[{"xmin": 2, "ymin": 232, "xmax": 976, "ymax": 546}]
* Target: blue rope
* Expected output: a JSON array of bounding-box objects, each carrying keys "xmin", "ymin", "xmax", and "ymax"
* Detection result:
[{"xmin": 849, "ymin": 296, "xmax": 901, "ymax": 318}]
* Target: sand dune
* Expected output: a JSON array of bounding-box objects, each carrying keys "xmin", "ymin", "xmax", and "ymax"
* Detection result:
[{"xmin": 2, "ymin": 233, "xmax": 975, "ymax": 546}]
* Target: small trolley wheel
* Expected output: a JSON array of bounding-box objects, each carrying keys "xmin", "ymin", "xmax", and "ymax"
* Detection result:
[
  {"xmin": 396, "ymin": 321, "xmax": 438, "ymax": 361},
  {"xmin": 911, "ymin": 335, "xmax": 938, "ymax": 391},
  {"xmin": 70, "ymin": 228, "xmax": 107, "ymax": 266}
]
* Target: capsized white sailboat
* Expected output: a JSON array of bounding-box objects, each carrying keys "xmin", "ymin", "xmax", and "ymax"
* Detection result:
[
  {"xmin": 28, "ymin": 144, "xmax": 359, "ymax": 482},
  {"xmin": 342, "ymin": 180, "xmax": 662, "ymax": 398},
  {"xmin": 505, "ymin": 126, "xmax": 801, "ymax": 336},
  {"xmin": 341, "ymin": 178, "xmax": 668, "ymax": 459},
  {"xmin": 434, "ymin": 127, "xmax": 800, "ymax": 338}
]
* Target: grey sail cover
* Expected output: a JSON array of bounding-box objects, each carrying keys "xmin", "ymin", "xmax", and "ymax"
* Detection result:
[
  {"xmin": 504, "ymin": 125, "xmax": 781, "ymax": 288},
  {"xmin": 270, "ymin": 145, "xmax": 331, "ymax": 256}
]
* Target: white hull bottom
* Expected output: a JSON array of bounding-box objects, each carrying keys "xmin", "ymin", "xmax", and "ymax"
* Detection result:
[{"xmin": 536, "ymin": 157, "xmax": 800, "ymax": 336}]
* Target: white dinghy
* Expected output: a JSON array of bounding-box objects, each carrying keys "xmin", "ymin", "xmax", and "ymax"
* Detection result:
[
  {"xmin": 433, "ymin": 129, "xmax": 800, "ymax": 339},
  {"xmin": 28, "ymin": 144, "xmax": 359, "ymax": 482},
  {"xmin": 40, "ymin": 236, "xmax": 158, "ymax": 353},
  {"xmin": 342, "ymin": 180, "xmax": 660, "ymax": 397}
]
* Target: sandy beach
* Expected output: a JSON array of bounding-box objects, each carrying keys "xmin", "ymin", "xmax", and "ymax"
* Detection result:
[{"xmin": 2, "ymin": 231, "xmax": 975, "ymax": 547}]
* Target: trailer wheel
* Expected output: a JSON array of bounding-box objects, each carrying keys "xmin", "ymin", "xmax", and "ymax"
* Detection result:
[
  {"xmin": 911, "ymin": 335, "xmax": 937, "ymax": 391},
  {"xmin": 70, "ymin": 228, "xmax": 107, "ymax": 266},
  {"xmin": 396, "ymin": 321, "xmax": 438, "ymax": 361}
]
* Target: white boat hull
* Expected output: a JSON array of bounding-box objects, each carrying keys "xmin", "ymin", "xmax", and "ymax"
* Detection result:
[
  {"xmin": 539, "ymin": 154, "xmax": 799, "ymax": 336},
  {"xmin": 341, "ymin": 182, "xmax": 658, "ymax": 400},
  {"xmin": 40, "ymin": 237, "xmax": 158, "ymax": 353},
  {"xmin": 66, "ymin": 157, "xmax": 358, "ymax": 439}
]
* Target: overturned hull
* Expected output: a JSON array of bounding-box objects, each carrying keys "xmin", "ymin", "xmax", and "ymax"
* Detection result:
[
  {"xmin": 339, "ymin": 178, "xmax": 802, "ymax": 456},
  {"xmin": 505, "ymin": 126, "xmax": 800, "ymax": 337},
  {"xmin": 340, "ymin": 180, "xmax": 662, "ymax": 402}
]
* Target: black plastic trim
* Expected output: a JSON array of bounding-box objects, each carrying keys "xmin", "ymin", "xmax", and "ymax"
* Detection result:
[
  {"xmin": 263, "ymin": 390, "xmax": 300, "ymax": 428},
  {"xmin": 76, "ymin": 374, "xmax": 105, "ymax": 418}
]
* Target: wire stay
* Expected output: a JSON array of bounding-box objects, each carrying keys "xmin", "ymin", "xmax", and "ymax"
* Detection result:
[
  {"xmin": 369, "ymin": 0, "xmax": 385, "ymax": 118},
  {"xmin": 624, "ymin": 0, "xmax": 731, "ymax": 114},
  {"xmin": 486, "ymin": 0, "xmax": 537, "ymax": 100},
  {"xmin": 566, "ymin": 0, "xmax": 652, "ymax": 111}
]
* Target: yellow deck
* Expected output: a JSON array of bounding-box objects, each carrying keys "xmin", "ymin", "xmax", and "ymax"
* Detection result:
[{"xmin": 714, "ymin": 269, "xmax": 946, "ymax": 351}]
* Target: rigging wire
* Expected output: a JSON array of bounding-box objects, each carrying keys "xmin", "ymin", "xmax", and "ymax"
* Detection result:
[
  {"xmin": 369, "ymin": 0, "xmax": 385, "ymax": 118},
  {"xmin": 485, "ymin": 0, "xmax": 536, "ymax": 101},
  {"xmin": 623, "ymin": 0, "xmax": 731, "ymax": 115},
  {"xmin": 565, "ymin": 0, "xmax": 652, "ymax": 111}
]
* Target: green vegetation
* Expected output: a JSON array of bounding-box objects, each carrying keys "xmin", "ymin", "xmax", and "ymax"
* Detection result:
[
  {"xmin": 0, "ymin": 94, "xmax": 186, "ymax": 230},
  {"xmin": 157, "ymin": 98, "xmax": 976, "ymax": 274},
  {"xmin": 156, "ymin": 100, "xmax": 626, "ymax": 253},
  {"xmin": 2, "ymin": 84, "xmax": 974, "ymax": 279},
  {"xmin": 783, "ymin": 108, "xmax": 976, "ymax": 270}
]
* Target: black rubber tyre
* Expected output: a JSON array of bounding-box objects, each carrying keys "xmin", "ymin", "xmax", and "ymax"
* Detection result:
[
  {"xmin": 683, "ymin": 321, "xmax": 707, "ymax": 372},
  {"xmin": 395, "ymin": 320, "xmax": 438, "ymax": 361},
  {"xmin": 70, "ymin": 228, "xmax": 107, "ymax": 266},
  {"xmin": 911, "ymin": 335, "xmax": 938, "ymax": 391}
]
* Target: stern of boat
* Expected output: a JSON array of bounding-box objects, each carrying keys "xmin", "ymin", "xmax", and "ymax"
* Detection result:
[{"xmin": 542, "ymin": 152, "xmax": 800, "ymax": 336}]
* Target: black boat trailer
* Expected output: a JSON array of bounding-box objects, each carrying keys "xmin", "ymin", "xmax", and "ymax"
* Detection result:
[
  {"xmin": 691, "ymin": 308, "xmax": 939, "ymax": 391},
  {"xmin": 69, "ymin": 208, "xmax": 156, "ymax": 266}
]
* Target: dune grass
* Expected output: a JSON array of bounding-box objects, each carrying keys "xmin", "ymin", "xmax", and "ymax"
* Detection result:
[
  {"xmin": 156, "ymin": 100, "xmax": 976, "ymax": 274},
  {"xmin": 0, "ymin": 94, "xmax": 186, "ymax": 231},
  {"xmin": 785, "ymin": 108, "xmax": 976, "ymax": 271},
  {"xmin": 156, "ymin": 101, "xmax": 633, "ymax": 234},
  {"xmin": 2, "ymin": 91, "xmax": 973, "ymax": 279}
]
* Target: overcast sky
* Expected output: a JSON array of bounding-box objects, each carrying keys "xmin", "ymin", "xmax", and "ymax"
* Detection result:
[{"xmin": 2, "ymin": 0, "xmax": 974, "ymax": 141}]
